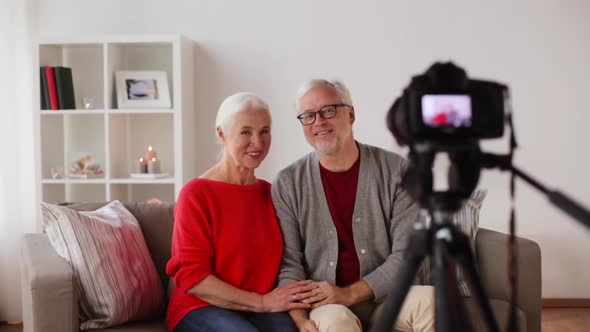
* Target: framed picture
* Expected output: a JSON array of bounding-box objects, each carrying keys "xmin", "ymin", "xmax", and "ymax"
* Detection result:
[{"xmin": 115, "ymin": 71, "xmax": 171, "ymax": 108}]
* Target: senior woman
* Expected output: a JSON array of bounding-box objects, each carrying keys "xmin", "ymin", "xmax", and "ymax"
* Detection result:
[{"xmin": 166, "ymin": 93, "xmax": 314, "ymax": 332}]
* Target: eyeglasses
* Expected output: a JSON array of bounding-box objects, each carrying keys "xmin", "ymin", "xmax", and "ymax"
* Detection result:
[{"xmin": 296, "ymin": 104, "xmax": 351, "ymax": 126}]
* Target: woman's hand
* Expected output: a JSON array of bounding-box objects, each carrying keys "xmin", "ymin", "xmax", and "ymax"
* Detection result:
[
  {"xmin": 260, "ymin": 280, "xmax": 317, "ymax": 312},
  {"xmin": 297, "ymin": 319, "xmax": 320, "ymax": 332}
]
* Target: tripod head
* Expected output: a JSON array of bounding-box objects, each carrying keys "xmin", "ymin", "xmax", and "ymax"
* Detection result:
[{"xmin": 401, "ymin": 140, "xmax": 482, "ymax": 218}]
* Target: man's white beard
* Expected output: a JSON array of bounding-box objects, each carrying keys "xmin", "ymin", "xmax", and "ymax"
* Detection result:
[{"xmin": 314, "ymin": 129, "xmax": 353, "ymax": 156}]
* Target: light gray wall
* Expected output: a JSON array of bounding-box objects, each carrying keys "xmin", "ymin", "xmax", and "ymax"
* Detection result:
[
  {"xmin": 2, "ymin": 0, "xmax": 589, "ymax": 323},
  {"xmin": 0, "ymin": 0, "xmax": 38, "ymax": 323}
]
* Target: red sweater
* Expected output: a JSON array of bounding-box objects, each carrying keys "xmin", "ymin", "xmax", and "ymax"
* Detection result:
[{"xmin": 165, "ymin": 178, "xmax": 283, "ymax": 331}]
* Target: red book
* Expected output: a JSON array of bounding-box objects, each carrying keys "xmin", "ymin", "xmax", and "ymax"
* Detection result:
[{"xmin": 45, "ymin": 66, "xmax": 59, "ymax": 110}]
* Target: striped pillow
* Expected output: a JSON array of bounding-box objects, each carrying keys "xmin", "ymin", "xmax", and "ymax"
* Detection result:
[
  {"xmin": 41, "ymin": 200, "xmax": 164, "ymax": 330},
  {"xmin": 419, "ymin": 189, "xmax": 487, "ymax": 296}
]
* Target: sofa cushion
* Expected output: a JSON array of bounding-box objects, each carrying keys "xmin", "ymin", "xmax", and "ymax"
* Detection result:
[
  {"xmin": 419, "ymin": 189, "xmax": 487, "ymax": 296},
  {"xmin": 464, "ymin": 297, "xmax": 527, "ymax": 332},
  {"xmin": 42, "ymin": 201, "xmax": 165, "ymax": 330},
  {"xmin": 63, "ymin": 201, "xmax": 175, "ymax": 291}
]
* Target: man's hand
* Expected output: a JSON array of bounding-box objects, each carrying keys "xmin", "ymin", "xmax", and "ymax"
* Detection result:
[
  {"xmin": 301, "ymin": 281, "xmax": 353, "ymax": 308},
  {"xmin": 300, "ymin": 280, "xmax": 374, "ymax": 309}
]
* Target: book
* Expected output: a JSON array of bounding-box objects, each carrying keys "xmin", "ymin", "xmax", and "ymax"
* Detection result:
[
  {"xmin": 44, "ymin": 66, "xmax": 59, "ymax": 110},
  {"xmin": 54, "ymin": 66, "xmax": 76, "ymax": 109},
  {"xmin": 40, "ymin": 67, "xmax": 49, "ymax": 110}
]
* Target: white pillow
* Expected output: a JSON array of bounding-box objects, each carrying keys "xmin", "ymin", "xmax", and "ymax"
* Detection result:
[{"xmin": 41, "ymin": 200, "xmax": 164, "ymax": 330}]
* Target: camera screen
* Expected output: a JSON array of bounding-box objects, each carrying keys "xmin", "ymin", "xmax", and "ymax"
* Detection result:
[{"xmin": 421, "ymin": 94, "xmax": 472, "ymax": 128}]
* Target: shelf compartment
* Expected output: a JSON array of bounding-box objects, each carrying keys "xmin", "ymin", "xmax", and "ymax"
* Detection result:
[
  {"xmin": 109, "ymin": 113, "xmax": 174, "ymax": 180},
  {"xmin": 106, "ymin": 42, "xmax": 174, "ymax": 110},
  {"xmin": 40, "ymin": 113, "xmax": 106, "ymax": 180},
  {"xmin": 39, "ymin": 43, "xmax": 104, "ymax": 110}
]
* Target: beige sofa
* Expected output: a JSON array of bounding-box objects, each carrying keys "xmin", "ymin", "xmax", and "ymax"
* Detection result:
[{"xmin": 21, "ymin": 202, "xmax": 542, "ymax": 332}]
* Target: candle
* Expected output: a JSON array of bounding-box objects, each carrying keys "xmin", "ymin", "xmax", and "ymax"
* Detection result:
[
  {"xmin": 135, "ymin": 157, "xmax": 147, "ymax": 174},
  {"xmin": 148, "ymin": 157, "xmax": 160, "ymax": 174},
  {"xmin": 144, "ymin": 146, "xmax": 157, "ymax": 161}
]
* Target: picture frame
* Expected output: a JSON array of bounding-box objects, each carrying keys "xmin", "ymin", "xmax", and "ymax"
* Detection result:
[{"xmin": 115, "ymin": 70, "xmax": 171, "ymax": 108}]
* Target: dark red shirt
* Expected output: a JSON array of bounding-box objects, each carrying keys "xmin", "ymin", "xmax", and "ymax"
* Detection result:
[{"xmin": 319, "ymin": 156, "xmax": 361, "ymax": 287}]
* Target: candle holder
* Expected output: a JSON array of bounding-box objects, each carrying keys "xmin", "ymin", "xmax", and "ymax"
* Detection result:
[
  {"xmin": 148, "ymin": 157, "xmax": 161, "ymax": 174},
  {"xmin": 135, "ymin": 157, "xmax": 148, "ymax": 174},
  {"xmin": 144, "ymin": 146, "xmax": 156, "ymax": 161},
  {"xmin": 129, "ymin": 146, "xmax": 168, "ymax": 179},
  {"xmin": 82, "ymin": 97, "xmax": 95, "ymax": 110}
]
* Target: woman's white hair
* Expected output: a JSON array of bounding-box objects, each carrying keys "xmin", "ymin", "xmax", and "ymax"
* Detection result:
[
  {"xmin": 295, "ymin": 79, "xmax": 353, "ymax": 112},
  {"xmin": 215, "ymin": 92, "xmax": 270, "ymax": 134}
]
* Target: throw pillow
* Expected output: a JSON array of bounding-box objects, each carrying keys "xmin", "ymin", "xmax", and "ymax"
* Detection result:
[
  {"xmin": 418, "ymin": 189, "xmax": 487, "ymax": 296},
  {"xmin": 41, "ymin": 200, "xmax": 164, "ymax": 330}
]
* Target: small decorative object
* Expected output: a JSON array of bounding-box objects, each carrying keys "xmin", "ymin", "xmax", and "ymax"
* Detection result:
[
  {"xmin": 129, "ymin": 146, "xmax": 167, "ymax": 179},
  {"xmin": 147, "ymin": 157, "xmax": 161, "ymax": 174},
  {"xmin": 50, "ymin": 167, "xmax": 63, "ymax": 179},
  {"xmin": 134, "ymin": 157, "xmax": 147, "ymax": 174},
  {"xmin": 82, "ymin": 97, "xmax": 95, "ymax": 110},
  {"xmin": 115, "ymin": 71, "xmax": 171, "ymax": 109},
  {"xmin": 68, "ymin": 152, "xmax": 103, "ymax": 178},
  {"xmin": 144, "ymin": 146, "xmax": 156, "ymax": 161},
  {"xmin": 146, "ymin": 198, "xmax": 163, "ymax": 205}
]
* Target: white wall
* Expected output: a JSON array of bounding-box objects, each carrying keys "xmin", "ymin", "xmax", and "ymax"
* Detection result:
[
  {"xmin": 0, "ymin": 0, "xmax": 38, "ymax": 323},
  {"xmin": 1, "ymin": 0, "xmax": 589, "ymax": 322}
]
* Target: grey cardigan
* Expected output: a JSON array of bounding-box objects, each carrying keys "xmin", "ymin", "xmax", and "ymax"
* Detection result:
[{"xmin": 271, "ymin": 142, "xmax": 420, "ymax": 301}]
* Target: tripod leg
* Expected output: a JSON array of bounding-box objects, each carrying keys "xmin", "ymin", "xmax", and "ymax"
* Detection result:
[
  {"xmin": 452, "ymin": 229, "xmax": 501, "ymax": 332},
  {"xmin": 371, "ymin": 224, "xmax": 429, "ymax": 332},
  {"xmin": 432, "ymin": 231, "xmax": 472, "ymax": 332}
]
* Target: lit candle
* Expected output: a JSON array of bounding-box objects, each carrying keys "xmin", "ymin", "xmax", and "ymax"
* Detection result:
[
  {"xmin": 148, "ymin": 157, "xmax": 160, "ymax": 174},
  {"xmin": 135, "ymin": 157, "xmax": 147, "ymax": 174},
  {"xmin": 144, "ymin": 146, "xmax": 157, "ymax": 161}
]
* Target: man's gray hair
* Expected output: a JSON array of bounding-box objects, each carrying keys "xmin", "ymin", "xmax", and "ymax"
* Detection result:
[{"xmin": 295, "ymin": 79, "xmax": 353, "ymax": 112}]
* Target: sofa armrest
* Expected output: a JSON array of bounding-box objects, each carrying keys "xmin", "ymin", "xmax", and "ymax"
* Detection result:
[
  {"xmin": 476, "ymin": 228, "xmax": 541, "ymax": 332},
  {"xmin": 21, "ymin": 233, "xmax": 78, "ymax": 332}
]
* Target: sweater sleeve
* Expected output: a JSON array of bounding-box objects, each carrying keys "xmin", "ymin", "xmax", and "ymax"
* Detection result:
[
  {"xmin": 362, "ymin": 159, "xmax": 420, "ymax": 301},
  {"xmin": 166, "ymin": 183, "xmax": 214, "ymax": 293},
  {"xmin": 272, "ymin": 174, "xmax": 307, "ymax": 287}
]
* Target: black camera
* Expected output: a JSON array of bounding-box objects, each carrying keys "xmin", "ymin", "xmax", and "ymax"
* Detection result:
[
  {"xmin": 387, "ymin": 62, "xmax": 511, "ymax": 207},
  {"xmin": 388, "ymin": 62, "xmax": 508, "ymax": 146}
]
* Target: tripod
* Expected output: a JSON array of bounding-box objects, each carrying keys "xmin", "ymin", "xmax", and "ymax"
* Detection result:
[
  {"xmin": 371, "ymin": 193, "xmax": 500, "ymax": 332},
  {"xmin": 371, "ymin": 152, "xmax": 590, "ymax": 332}
]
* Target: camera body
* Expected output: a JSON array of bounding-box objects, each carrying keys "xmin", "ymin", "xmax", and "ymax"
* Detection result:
[
  {"xmin": 390, "ymin": 62, "xmax": 507, "ymax": 146},
  {"xmin": 388, "ymin": 62, "xmax": 510, "ymax": 207}
]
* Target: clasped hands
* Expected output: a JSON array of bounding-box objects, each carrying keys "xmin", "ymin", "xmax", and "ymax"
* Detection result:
[{"xmin": 261, "ymin": 280, "xmax": 352, "ymax": 312}]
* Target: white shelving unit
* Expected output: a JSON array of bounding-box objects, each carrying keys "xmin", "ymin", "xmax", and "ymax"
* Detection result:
[{"xmin": 35, "ymin": 35, "xmax": 195, "ymax": 204}]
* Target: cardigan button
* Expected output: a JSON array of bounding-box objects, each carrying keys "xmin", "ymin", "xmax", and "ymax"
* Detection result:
[
  {"xmin": 354, "ymin": 217, "xmax": 361, "ymax": 223},
  {"xmin": 360, "ymin": 249, "xmax": 367, "ymax": 255},
  {"xmin": 329, "ymin": 261, "xmax": 334, "ymax": 266}
]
